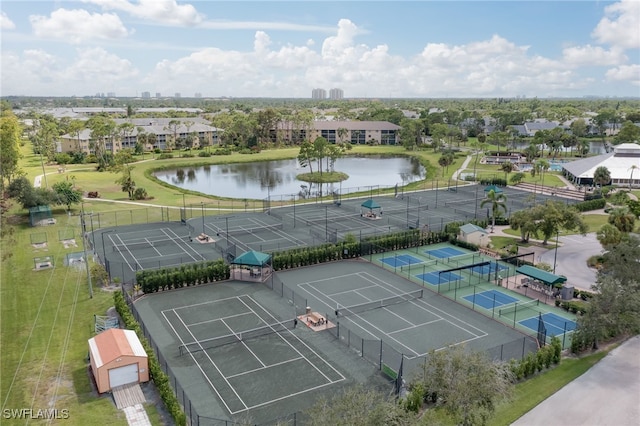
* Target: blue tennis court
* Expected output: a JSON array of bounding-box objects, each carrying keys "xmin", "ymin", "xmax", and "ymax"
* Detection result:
[
  {"xmin": 470, "ymin": 263, "xmax": 509, "ymax": 275},
  {"xmin": 424, "ymin": 247, "xmax": 466, "ymax": 259},
  {"xmin": 520, "ymin": 313, "xmax": 577, "ymax": 336},
  {"xmin": 463, "ymin": 290, "xmax": 519, "ymax": 310},
  {"xmin": 379, "ymin": 254, "xmax": 423, "ymax": 268},
  {"xmin": 417, "ymin": 271, "xmax": 462, "ymax": 285}
]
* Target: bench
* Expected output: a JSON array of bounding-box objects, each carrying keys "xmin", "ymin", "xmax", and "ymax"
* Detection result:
[{"xmin": 305, "ymin": 313, "xmax": 326, "ymax": 327}]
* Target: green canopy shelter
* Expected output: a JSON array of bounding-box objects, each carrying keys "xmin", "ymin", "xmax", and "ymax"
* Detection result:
[
  {"xmin": 484, "ymin": 184, "xmax": 504, "ymax": 194},
  {"xmin": 360, "ymin": 199, "xmax": 382, "ymax": 218},
  {"xmin": 231, "ymin": 250, "xmax": 272, "ymax": 282}
]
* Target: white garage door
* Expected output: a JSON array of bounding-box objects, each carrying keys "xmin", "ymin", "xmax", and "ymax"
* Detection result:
[{"xmin": 108, "ymin": 363, "xmax": 139, "ymax": 388}]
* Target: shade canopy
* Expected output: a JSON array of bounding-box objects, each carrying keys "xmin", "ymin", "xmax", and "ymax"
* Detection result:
[
  {"xmin": 516, "ymin": 265, "xmax": 567, "ymax": 286},
  {"xmin": 484, "ymin": 185, "xmax": 504, "ymax": 194},
  {"xmin": 361, "ymin": 199, "xmax": 381, "ymax": 210},
  {"xmin": 231, "ymin": 250, "xmax": 271, "ymax": 267}
]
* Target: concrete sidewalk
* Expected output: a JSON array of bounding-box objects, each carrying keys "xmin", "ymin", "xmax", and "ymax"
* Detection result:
[{"xmin": 513, "ymin": 336, "xmax": 640, "ymax": 426}]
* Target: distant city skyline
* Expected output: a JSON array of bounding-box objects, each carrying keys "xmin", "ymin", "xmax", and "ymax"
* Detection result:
[{"xmin": 1, "ymin": 1, "xmax": 638, "ymax": 98}]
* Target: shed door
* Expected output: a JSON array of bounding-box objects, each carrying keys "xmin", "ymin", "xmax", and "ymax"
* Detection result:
[{"xmin": 108, "ymin": 363, "xmax": 139, "ymax": 388}]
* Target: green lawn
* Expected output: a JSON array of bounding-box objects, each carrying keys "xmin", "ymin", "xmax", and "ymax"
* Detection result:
[
  {"xmin": 488, "ymin": 350, "xmax": 610, "ymax": 426},
  {"xmin": 0, "ymin": 202, "xmax": 128, "ymax": 425}
]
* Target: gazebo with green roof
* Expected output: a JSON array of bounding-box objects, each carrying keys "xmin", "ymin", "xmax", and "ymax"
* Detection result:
[{"xmin": 230, "ymin": 250, "xmax": 272, "ymax": 282}]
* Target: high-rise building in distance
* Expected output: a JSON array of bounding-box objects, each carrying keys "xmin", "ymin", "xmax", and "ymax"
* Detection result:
[
  {"xmin": 329, "ymin": 88, "xmax": 344, "ymax": 100},
  {"xmin": 312, "ymin": 88, "xmax": 327, "ymax": 99},
  {"xmin": 141, "ymin": 91, "xmax": 151, "ymax": 99}
]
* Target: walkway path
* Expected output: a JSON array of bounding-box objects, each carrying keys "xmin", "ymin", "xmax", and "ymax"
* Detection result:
[
  {"xmin": 513, "ymin": 335, "xmax": 640, "ymax": 426},
  {"xmin": 452, "ymin": 155, "xmax": 472, "ymax": 181}
]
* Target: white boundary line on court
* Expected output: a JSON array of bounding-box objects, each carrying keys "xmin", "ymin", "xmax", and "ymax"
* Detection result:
[
  {"xmin": 160, "ymin": 309, "xmax": 241, "ymax": 414},
  {"xmin": 246, "ymin": 216, "xmax": 308, "ymax": 246},
  {"xmin": 163, "ymin": 294, "xmax": 345, "ymax": 416},
  {"xmin": 297, "ymin": 271, "xmax": 489, "ymax": 357},
  {"xmin": 161, "ymin": 228, "xmax": 204, "ymax": 261},
  {"xmin": 111, "ymin": 233, "xmax": 142, "ymax": 270}
]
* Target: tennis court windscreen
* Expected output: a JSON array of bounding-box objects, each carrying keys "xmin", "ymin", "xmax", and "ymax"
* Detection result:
[
  {"xmin": 178, "ymin": 320, "xmax": 295, "ymax": 355},
  {"xmin": 337, "ymin": 289, "xmax": 423, "ymax": 317}
]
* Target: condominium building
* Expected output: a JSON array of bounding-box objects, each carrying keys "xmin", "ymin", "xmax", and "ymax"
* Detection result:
[
  {"xmin": 312, "ymin": 88, "xmax": 327, "ymax": 100},
  {"xmin": 329, "ymin": 88, "xmax": 344, "ymax": 100}
]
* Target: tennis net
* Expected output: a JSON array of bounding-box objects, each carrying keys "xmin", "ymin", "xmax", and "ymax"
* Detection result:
[
  {"xmin": 498, "ymin": 299, "xmax": 540, "ymax": 317},
  {"xmin": 112, "ymin": 236, "xmax": 189, "ymax": 252},
  {"xmin": 214, "ymin": 222, "xmax": 283, "ymax": 236},
  {"xmin": 178, "ymin": 319, "xmax": 295, "ymax": 355},
  {"xmin": 446, "ymin": 252, "xmax": 479, "ymax": 266},
  {"xmin": 399, "ymin": 259, "xmax": 439, "ymax": 272},
  {"xmin": 336, "ymin": 289, "xmax": 423, "ymax": 317}
]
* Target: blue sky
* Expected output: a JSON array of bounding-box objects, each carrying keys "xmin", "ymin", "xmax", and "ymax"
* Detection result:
[{"xmin": 1, "ymin": 1, "xmax": 638, "ymax": 98}]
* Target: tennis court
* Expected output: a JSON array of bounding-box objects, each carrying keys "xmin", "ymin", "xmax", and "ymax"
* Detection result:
[
  {"xmin": 424, "ymin": 246, "xmax": 466, "ymax": 259},
  {"xmin": 520, "ymin": 312, "xmax": 577, "ymax": 336},
  {"xmin": 162, "ymin": 294, "xmax": 345, "ymax": 415},
  {"xmin": 463, "ymin": 289, "xmax": 519, "ymax": 310},
  {"xmin": 203, "ymin": 214, "xmax": 309, "ymax": 253},
  {"xmin": 104, "ymin": 226, "xmax": 208, "ymax": 271},
  {"xmin": 277, "ymin": 262, "xmax": 535, "ymax": 367}
]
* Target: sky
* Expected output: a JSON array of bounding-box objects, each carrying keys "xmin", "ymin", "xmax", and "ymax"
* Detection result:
[{"xmin": 1, "ymin": 0, "xmax": 639, "ymax": 99}]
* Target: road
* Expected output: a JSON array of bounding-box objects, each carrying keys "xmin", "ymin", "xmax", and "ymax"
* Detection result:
[
  {"xmin": 513, "ymin": 335, "xmax": 640, "ymax": 426},
  {"xmin": 540, "ymin": 232, "xmax": 601, "ymax": 292}
]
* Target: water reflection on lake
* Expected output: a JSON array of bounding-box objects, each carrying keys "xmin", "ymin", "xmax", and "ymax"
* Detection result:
[{"xmin": 154, "ymin": 156, "xmax": 426, "ymax": 199}]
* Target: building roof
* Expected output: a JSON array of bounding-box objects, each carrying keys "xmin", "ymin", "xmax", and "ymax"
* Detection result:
[
  {"xmin": 516, "ymin": 265, "xmax": 567, "ymax": 285},
  {"xmin": 88, "ymin": 328, "xmax": 146, "ymax": 368},
  {"xmin": 312, "ymin": 120, "xmax": 401, "ymax": 131},
  {"xmin": 460, "ymin": 223, "xmax": 485, "ymax": 234},
  {"xmin": 232, "ymin": 250, "xmax": 271, "ymax": 266},
  {"xmin": 562, "ymin": 143, "xmax": 640, "ymax": 180}
]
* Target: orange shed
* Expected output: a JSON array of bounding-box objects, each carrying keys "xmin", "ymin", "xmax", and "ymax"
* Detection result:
[{"xmin": 88, "ymin": 328, "xmax": 149, "ymax": 393}]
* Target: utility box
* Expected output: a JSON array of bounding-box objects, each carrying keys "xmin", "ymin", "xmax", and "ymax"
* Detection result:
[{"xmin": 561, "ymin": 286, "xmax": 574, "ymax": 301}]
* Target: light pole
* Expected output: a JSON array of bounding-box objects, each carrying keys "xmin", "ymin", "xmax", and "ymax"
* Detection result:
[
  {"xmin": 201, "ymin": 202, "xmax": 205, "ymax": 233},
  {"xmin": 175, "ymin": 193, "xmax": 186, "ymax": 209},
  {"xmin": 553, "ymin": 228, "xmax": 560, "ymax": 274}
]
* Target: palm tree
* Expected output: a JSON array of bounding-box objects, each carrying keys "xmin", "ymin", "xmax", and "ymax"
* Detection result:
[
  {"xmin": 593, "ymin": 166, "xmax": 611, "ymax": 189},
  {"xmin": 500, "ymin": 162, "xmax": 515, "ymax": 182},
  {"xmin": 608, "ymin": 207, "xmax": 636, "ymax": 233},
  {"xmin": 480, "ymin": 189, "xmax": 508, "ymax": 232},
  {"xmin": 629, "ymin": 165, "xmax": 638, "ymax": 189}
]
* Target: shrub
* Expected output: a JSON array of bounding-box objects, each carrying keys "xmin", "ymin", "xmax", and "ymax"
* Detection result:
[
  {"xmin": 212, "ymin": 148, "xmax": 232, "ymax": 155},
  {"xmin": 157, "ymin": 153, "xmax": 174, "ymax": 160},
  {"xmin": 133, "ymin": 188, "xmax": 148, "ymax": 200},
  {"xmin": 197, "ymin": 151, "xmax": 211, "ymax": 157},
  {"xmin": 113, "ymin": 292, "xmax": 186, "ymax": 425},
  {"xmin": 574, "ymin": 198, "xmax": 606, "ymax": 212}
]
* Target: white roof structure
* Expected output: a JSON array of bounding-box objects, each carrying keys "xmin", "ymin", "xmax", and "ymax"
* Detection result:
[{"xmin": 562, "ymin": 143, "xmax": 640, "ymax": 186}]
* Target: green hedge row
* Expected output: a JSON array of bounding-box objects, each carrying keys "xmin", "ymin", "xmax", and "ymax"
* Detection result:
[
  {"xmin": 271, "ymin": 230, "xmax": 448, "ymax": 270},
  {"xmin": 509, "ymin": 336, "xmax": 562, "ymax": 381},
  {"xmin": 555, "ymin": 299, "xmax": 587, "ymax": 315},
  {"xmin": 136, "ymin": 259, "xmax": 229, "ymax": 294},
  {"xmin": 573, "ymin": 198, "xmax": 606, "ymax": 212},
  {"xmin": 113, "ymin": 292, "xmax": 186, "ymax": 426}
]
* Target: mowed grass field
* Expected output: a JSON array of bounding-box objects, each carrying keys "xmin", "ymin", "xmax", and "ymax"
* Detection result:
[{"xmin": 0, "ymin": 204, "xmax": 131, "ymax": 425}]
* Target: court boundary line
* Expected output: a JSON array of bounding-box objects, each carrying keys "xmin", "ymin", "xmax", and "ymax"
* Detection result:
[
  {"xmin": 295, "ymin": 270, "xmax": 489, "ymax": 357},
  {"xmin": 164, "ymin": 294, "xmax": 345, "ymax": 416}
]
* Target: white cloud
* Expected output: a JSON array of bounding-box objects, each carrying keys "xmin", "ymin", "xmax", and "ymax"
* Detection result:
[
  {"xmin": 606, "ymin": 64, "xmax": 640, "ymax": 86},
  {"xmin": 83, "ymin": 0, "xmax": 204, "ymax": 26},
  {"xmin": 1, "ymin": 47, "xmax": 138, "ymax": 95},
  {"xmin": 562, "ymin": 45, "xmax": 627, "ymax": 67},
  {"xmin": 1, "ymin": 11, "xmax": 16, "ymax": 30},
  {"xmin": 592, "ymin": 0, "xmax": 640, "ymax": 50},
  {"xmin": 29, "ymin": 8, "xmax": 130, "ymax": 44}
]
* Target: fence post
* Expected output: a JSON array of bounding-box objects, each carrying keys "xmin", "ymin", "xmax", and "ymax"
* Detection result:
[{"xmin": 379, "ymin": 339, "xmax": 383, "ymax": 370}]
